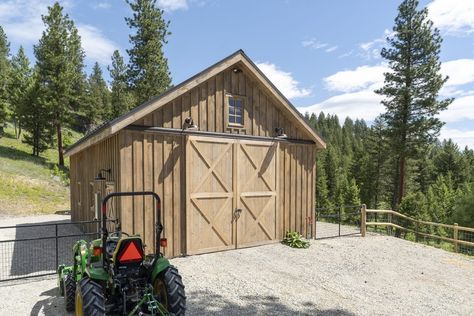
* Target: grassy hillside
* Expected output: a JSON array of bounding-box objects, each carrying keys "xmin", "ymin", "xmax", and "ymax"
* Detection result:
[{"xmin": 0, "ymin": 123, "xmax": 82, "ymax": 215}]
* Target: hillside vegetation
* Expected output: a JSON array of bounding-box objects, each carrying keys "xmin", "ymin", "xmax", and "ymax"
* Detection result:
[{"xmin": 0, "ymin": 124, "xmax": 81, "ymax": 215}]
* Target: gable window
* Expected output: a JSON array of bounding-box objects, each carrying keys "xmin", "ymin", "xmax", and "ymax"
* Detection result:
[{"xmin": 228, "ymin": 96, "xmax": 244, "ymax": 126}]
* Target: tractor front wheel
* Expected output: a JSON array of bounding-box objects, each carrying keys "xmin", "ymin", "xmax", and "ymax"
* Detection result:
[
  {"xmin": 75, "ymin": 278, "xmax": 106, "ymax": 316},
  {"xmin": 153, "ymin": 266, "xmax": 186, "ymax": 315},
  {"xmin": 63, "ymin": 273, "xmax": 76, "ymax": 312}
]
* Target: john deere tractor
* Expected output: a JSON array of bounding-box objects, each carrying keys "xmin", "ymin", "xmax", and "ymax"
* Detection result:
[{"xmin": 57, "ymin": 191, "xmax": 186, "ymax": 315}]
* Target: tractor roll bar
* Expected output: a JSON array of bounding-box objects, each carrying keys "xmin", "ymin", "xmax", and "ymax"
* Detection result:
[{"xmin": 101, "ymin": 191, "xmax": 163, "ymax": 269}]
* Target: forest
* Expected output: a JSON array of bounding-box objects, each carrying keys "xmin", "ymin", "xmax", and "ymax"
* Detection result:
[{"xmin": 0, "ymin": 0, "xmax": 473, "ymax": 227}]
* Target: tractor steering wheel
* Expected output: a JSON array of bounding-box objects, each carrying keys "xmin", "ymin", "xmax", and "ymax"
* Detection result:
[{"xmin": 109, "ymin": 231, "xmax": 130, "ymax": 238}]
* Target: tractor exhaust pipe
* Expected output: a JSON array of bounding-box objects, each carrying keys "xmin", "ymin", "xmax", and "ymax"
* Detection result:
[{"xmin": 101, "ymin": 191, "xmax": 163, "ymax": 269}]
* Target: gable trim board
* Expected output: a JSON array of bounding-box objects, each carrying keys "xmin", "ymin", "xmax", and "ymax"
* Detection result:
[{"xmin": 65, "ymin": 50, "xmax": 325, "ymax": 157}]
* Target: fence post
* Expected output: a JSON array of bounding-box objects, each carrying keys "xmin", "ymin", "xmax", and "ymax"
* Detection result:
[
  {"xmin": 338, "ymin": 206, "xmax": 342, "ymax": 237},
  {"xmin": 415, "ymin": 222, "xmax": 419, "ymax": 242},
  {"xmin": 453, "ymin": 223, "xmax": 459, "ymax": 253},
  {"xmin": 360, "ymin": 204, "xmax": 366, "ymax": 237},
  {"xmin": 55, "ymin": 224, "xmax": 59, "ymax": 270}
]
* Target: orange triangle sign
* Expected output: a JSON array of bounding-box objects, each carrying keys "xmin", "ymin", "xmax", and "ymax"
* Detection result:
[{"xmin": 118, "ymin": 240, "xmax": 143, "ymax": 263}]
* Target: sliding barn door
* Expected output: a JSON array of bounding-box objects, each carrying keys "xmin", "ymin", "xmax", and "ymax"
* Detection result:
[
  {"xmin": 186, "ymin": 136, "xmax": 278, "ymax": 255},
  {"xmin": 186, "ymin": 137, "xmax": 236, "ymax": 255},
  {"xmin": 236, "ymin": 140, "xmax": 278, "ymax": 247}
]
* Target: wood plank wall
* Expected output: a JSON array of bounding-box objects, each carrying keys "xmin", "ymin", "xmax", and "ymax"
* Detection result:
[
  {"xmin": 118, "ymin": 130, "xmax": 185, "ymax": 258},
  {"xmin": 135, "ymin": 67, "xmax": 306, "ymax": 140},
  {"xmin": 70, "ymin": 135, "xmax": 120, "ymax": 227},
  {"xmin": 278, "ymin": 143, "xmax": 316, "ymax": 238}
]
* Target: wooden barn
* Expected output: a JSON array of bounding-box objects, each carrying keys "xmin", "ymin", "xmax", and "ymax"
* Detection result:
[{"xmin": 65, "ymin": 50, "xmax": 326, "ymax": 257}]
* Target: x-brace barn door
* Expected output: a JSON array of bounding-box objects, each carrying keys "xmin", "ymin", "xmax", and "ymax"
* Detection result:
[
  {"xmin": 236, "ymin": 140, "xmax": 278, "ymax": 248},
  {"xmin": 186, "ymin": 136, "xmax": 236, "ymax": 254},
  {"xmin": 186, "ymin": 136, "xmax": 278, "ymax": 255}
]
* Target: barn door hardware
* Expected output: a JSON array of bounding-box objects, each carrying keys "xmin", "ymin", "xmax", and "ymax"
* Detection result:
[{"xmin": 233, "ymin": 208, "xmax": 242, "ymax": 221}]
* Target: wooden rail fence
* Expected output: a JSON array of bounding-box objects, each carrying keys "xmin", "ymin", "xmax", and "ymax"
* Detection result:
[{"xmin": 359, "ymin": 205, "xmax": 474, "ymax": 254}]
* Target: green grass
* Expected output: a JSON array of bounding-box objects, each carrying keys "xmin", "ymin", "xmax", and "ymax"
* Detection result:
[{"xmin": 0, "ymin": 123, "xmax": 82, "ymax": 215}]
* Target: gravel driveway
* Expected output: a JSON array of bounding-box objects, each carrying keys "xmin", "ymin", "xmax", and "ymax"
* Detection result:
[{"xmin": 0, "ymin": 232, "xmax": 473, "ymax": 315}]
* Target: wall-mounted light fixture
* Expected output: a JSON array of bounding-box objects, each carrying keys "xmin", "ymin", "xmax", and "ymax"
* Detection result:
[
  {"xmin": 183, "ymin": 117, "xmax": 198, "ymax": 130},
  {"xmin": 95, "ymin": 168, "xmax": 111, "ymax": 181},
  {"xmin": 274, "ymin": 127, "xmax": 287, "ymax": 139},
  {"xmin": 232, "ymin": 67, "xmax": 242, "ymax": 73}
]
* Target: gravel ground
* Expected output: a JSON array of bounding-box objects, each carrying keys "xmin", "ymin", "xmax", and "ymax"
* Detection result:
[{"xmin": 0, "ymin": 230, "xmax": 473, "ymax": 315}]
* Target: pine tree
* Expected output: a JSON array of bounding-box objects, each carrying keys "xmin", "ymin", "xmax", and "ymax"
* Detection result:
[
  {"xmin": 85, "ymin": 62, "xmax": 111, "ymax": 127},
  {"xmin": 9, "ymin": 46, "xmax": 32, "ymax": 138},
  {"xmin": 109, "ymin": 50, "xmax": 135, "ymax": 118},
  {"xmin": 22, "ymin": 72, "xmax": 54, "ymax": 156},
  {"xmin": 0, "ymin": 26, "xmax": 11, "ymax": 127},
  {"xmin": 376, "ymin": 0, "xmax": 452, "ymax": 209},
  {"xmin": 126, "ymin": 0, "xmax": 172, "ymax": 105},
  {"xmin": 34, "ymin": 2, "xmax": 86, "ymax": 166}
]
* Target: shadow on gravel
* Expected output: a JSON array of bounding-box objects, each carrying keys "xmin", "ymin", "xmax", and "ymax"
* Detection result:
[
  {"xmin": 30, "ymin": 287, "xmax": 68, "ymax": 316},
  {"xmin": 187, "ymin": 290, "xmax": 355, "ymax": 315}
]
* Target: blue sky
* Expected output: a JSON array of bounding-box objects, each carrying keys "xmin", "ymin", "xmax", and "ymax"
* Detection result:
[{"xmin": 1, "ymin": 0, "xmax": 474, "ymax": 147}]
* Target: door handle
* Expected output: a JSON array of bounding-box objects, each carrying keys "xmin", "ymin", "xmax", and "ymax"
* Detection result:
[{"xmin": 234, "ymin": 208, "xmax": 242, "ymax": 221}]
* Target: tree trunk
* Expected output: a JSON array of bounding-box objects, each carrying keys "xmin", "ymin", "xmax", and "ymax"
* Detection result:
[
  {"xmin": 397, "ymin": 155, "xmax": 406, "ymax": 206},
  {"xmin": 57, "ymin": 122, "xmax": 64, "ymax": 166},
  {"xmin": 14, "ymin": 118, "xmax": 18, "ymax": 139}
]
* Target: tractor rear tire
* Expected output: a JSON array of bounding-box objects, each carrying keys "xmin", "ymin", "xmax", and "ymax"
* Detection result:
[
  {"xmin": 63, "ymin": 273, "xmax": 76, "ymax": 312},
  {"xmin": 75, "ymin": 277, "xmax": 106, "ymax": 316},
  {"xmin": 154, "ymin": 266, "xmax": 186, "ymax": 315}
]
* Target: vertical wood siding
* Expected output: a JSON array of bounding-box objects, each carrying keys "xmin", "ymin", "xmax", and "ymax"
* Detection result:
[
  {"xmin": 278, "ymin": 143, "xmax": 316, "ymax": 238},
  {"xmin": 119, "ymin": 130, "xmax": 185, "ymax": 258},
  {"xmin": 70, "ymin": 135, "xmax": 120, "ymax": 226},
  {"xmin": 137, "ymin": 67, "xmax": 309, "ymax": 140}
]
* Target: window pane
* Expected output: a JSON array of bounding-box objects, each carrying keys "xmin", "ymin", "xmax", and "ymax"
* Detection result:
[
  {"xmin": 235, "ymin": 115, "xmax": 242, "ymax": 124},
  {"xmin": 229, "ymin": 105, "xmax": 234, "ymax": 115},
  {"xmin": 229, "ymin": 115, "xmax": 235, "ymax": 123}
]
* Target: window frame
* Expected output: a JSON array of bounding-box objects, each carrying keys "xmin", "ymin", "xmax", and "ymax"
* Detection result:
[{"xmin": 226, "ymin": 94, "xmax": 245, "ymax": 128}]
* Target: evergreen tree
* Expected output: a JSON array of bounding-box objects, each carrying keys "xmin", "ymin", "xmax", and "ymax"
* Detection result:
[
  {"xmin": 34, "ymin": 2, "xmax": 86, "ymax": 166},
  {"xmin": 85, "ymin": 62, "xmax": 111, "ymax": 127},
  {"xmin": 109, "ymin": 50, "xmax": 135, "ymax": 118},
  {"xmin": 9, "ymin": 46, "xmax": 32, "ymax": 138},
  {"xmin": 0, "ymin": 26, "xmax": 11, "ymax": 127},
  {"xmin": 22, "ymin": 72, "xmax": 54, "ymax": 156},
  {"xmin": 126, "ymin": 0, "xmax": 172, "ymax": 104},
  {"xmin": 376, "ymin": 0, "xmax": 452, "ymax": 209},
  {"xmin": 316, "ymin": 156, "xmax": 332, "ymax": 209}
]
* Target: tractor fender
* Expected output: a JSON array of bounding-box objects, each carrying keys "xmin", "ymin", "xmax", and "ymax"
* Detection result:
[
  {"xmin": 72, "ymin": 240, "xmax": 89, "ymax": 279},
  {"xmin": 151, "ymin": 257, "xmax": 171, "ymax": 281}
]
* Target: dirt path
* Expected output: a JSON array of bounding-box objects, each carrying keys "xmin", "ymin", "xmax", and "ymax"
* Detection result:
[{"xmin": 1, "ymin": 234, "xmax": 473, "ymax": 315}]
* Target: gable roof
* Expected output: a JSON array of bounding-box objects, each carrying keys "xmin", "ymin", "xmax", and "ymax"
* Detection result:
[{"xmin": 65, "ymin": 50, "xmax": 326, "ymax": 157}]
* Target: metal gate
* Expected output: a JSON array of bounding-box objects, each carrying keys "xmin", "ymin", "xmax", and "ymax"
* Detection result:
[
  {"xmin": 315, "ymin": 205, "xmax": 362, "ymax": 239},
  {"xmin": 0, "ymin": 219, "xmax": 106, "ymax": 282}
]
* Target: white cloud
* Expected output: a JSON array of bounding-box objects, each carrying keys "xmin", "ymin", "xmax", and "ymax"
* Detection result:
[
  {"xmin": 441, "ymin": 59, "xmax": 474, "ymax": 86},
  {"xmin": 157, "ymin": 0, "xmax": 188, "ymax": 11},
  {"xmin": 302, "ymin": 39, "xmax": 328, "ymax": 50},
  {"xmin": 439, "ymin": 95, "xmax": 474, "ymax": 123},
  {"xmin": 440, "ymin": 127, "xmax": 474, "ymax": 149},
  {"xmin": 297, "ymin": 89, "xmax": 384, "ymax": 121},
  {"xmin": 428, "ymin": 0, "xmax": 474, "ymax": 35},
  {"xmin": 323, "ymin": 64, "xmax": 388, "ymax": 93},
  {"xmin": 358, "ymin": 29, "xmax": 393, "ymax": 60},
  {"xmin": 93, "ymin": 2, "xmax": 111, "ymax": 10},
  {"xmin": 77, "ymin": 25, "xmax": 117, "ymax": 64},
  {"xmin": 0, "ymin": 0, "xmax": 118, "ymax": 65},
  {"xmin": 256, "ymin": 62, "xmax": 311, "ymax": 99},
  {"xmin": 302, "ymin": 38, "xmax": 338, "ymax": 53}
]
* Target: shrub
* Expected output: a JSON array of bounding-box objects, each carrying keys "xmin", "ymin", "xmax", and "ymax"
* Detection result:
[{"xmin": 282, "ymin": 231, "xmax": 310, "ymax": 249}]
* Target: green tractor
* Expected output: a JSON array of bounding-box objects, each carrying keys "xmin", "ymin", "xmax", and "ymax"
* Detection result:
[{"xmin": 57, "ymin": 191, "xmax": 186, "ymax": 315}]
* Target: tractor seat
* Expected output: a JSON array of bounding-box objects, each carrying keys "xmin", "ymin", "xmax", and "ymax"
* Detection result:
[{"xmin": 106, "ymin": 239, "xmax": 118, "ymax": 257}]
